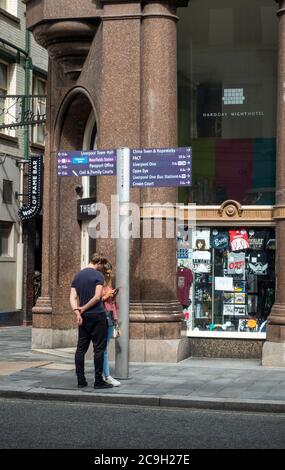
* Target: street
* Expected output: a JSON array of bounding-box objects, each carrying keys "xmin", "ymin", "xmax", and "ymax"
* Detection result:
[{"xmin": 0, "ymin": 398, "xmax": 284, "ymax": 449}]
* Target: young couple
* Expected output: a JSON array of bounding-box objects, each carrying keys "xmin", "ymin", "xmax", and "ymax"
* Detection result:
[{"xmin": 70, "ymin": 252, "xmax": 120, "ymax": 389}]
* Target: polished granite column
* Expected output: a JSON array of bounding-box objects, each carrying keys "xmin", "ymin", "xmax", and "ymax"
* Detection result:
[
  {"xmin": 129, "ymin": 1, "xmax": 187, "ymax": 362},
  {"xmin": 263, "ymin": 0, "xmax": 285, "ymax": 366}
]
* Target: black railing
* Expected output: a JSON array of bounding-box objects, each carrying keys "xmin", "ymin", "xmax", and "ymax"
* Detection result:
[{"xmin": 0, "ymin": 94, "xmax": 46, "ymax": 129}]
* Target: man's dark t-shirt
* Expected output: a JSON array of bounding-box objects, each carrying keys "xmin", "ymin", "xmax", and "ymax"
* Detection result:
[{"xmin": 71, "ymin": 268, "xmax": 105, "ymax": 317}]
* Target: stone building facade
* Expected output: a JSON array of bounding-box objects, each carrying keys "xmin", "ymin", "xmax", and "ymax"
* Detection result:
[
  {"xmin": 25, "ymin": 0, "xmax": 285, "ymax": 366},
  {"xmin": 0, "ymin": 0, "xmax": 47, "ymax": 324}
]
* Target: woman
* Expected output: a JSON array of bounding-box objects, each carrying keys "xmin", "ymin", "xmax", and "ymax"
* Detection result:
[{"xmin": 102, "ymin": 262, "xmax": 121, "ymax": 387}]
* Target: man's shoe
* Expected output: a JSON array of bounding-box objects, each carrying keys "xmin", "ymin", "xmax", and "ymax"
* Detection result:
[
  {"xmin": 77, "ymin": 381, "xmax": 88, "ymax": 388},
  {"xmin": 94, "ymin": 380, "xmax": 114, "ymax": 389},
  {"xmin": 105, "ymin": 375, "xmax": 121, "ymax": 387}
]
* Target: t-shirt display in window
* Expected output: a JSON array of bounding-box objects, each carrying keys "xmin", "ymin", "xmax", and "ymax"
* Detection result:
[
  {"xmin": 229, "ymin": 229, "xmax": 249, "ymax": 251},
  {"xmin": 177, "ymin": 248, "xmax": 190, "ymax": 259},
  {"xmin": 266, "ymin": 237, "xmax": 276, "ymax": 250},
  {"xmin": 234, "ymin": 305, "xmax": 246, "ymax": 316},
  {"xmin": 195, "ymin": 273, "xmax": 211, "ymax": 284},
  {"xmin": 177, "ymin": 225, "xmax": 192, "ymax": 249},
  {"xmin": 248, "ymin": 251, "xmax": 268, "ymax": 275},
  {"xmin": 246, "ymin": 273, "xmax": 258, "ymax": 292},
  {"xmin": 211, "ymin": 230, "xmax": 229, "ymax": 250},
  {"xmin": 223, "ymin": 304, "xmax": 234, "ymax": 316},
  {"xmin": 238, "ymin": 318, "xmax": 258, "ymax": 332},
  {"xmin": 193, "ymin": 229, "xmax": 210, "ymax": 250},
  {"xmin": 234, "ymin": 281, "xmax": 246, "ymax": 293},
  {"xmin": 194, "ymin": 287, "xmax": 212, "ymax": 302},
  {"xmin": 187, "ymin": 226, "xmax": 275, "ymax": 334},
  {"xmin": 224, "ymin": 292, "xmax": 234, "ymax": 304},
  {"xmin": 248, "ymin": 294, "xmax": 258, "ymax": 314},
  {"xmin": 192, "ymin": 250, "xmax": 211, "ymax": 273},
  {"xmin": 227, "ymin": 252, "xmax": 246, "ymax": 276},
  {"xmin": 248, "ymin": 230, "xmax": 269, "ymax": 250},
  {"xmin": 177, "ymin": 267, "xmax": 193, "ymax": 307},
  {"xmin": 234, "ymin": 293, "xmax": 246, "ymax": 304}
]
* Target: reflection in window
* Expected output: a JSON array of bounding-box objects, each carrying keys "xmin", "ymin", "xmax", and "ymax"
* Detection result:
[
  {"xmin": 0, "ymin": 61, "xmax": 8, "ymax": 128},
  {"xmin": 178, "ymin": 0, "xmax": 277, "ymax": 205},
  {"xmin": 32, "ymin": 76, "xmax": 47, "ymax": 145}
]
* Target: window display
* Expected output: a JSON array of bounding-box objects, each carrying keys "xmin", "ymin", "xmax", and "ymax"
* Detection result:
[
  {"xmin": 177, "ymin": 226, "xmax": 275, "ymax": 334},
  {"xmin": 177, "ymin": 265, "xmax": 193, "ymax": 308}
]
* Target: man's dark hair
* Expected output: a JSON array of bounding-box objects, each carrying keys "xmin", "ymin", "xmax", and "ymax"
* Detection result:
[{"xmin": 90, "ymin": 252, "xmax": 107, "ymax": 266}]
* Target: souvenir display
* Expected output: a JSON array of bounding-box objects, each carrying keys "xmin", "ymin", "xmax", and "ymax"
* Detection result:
[
  {"xmin": 234, "ymin": 281, "xmax": 246, "ymax": 293},
  {"xmin": 177, "ymin": 266, "xmax": 193, "ymax": 308},
  {"xmin": 234, "ymin": 305, "xmax": 246, "ymax": 316},
  {"xmin": 211, "ymin": 230, "xmax": 229, "ymax": 250},
  {"xmin": 248, "ymin": 230, "xmax": 269, "ymax": 250},
  {"xmin": 192, "ymin": 229, "xmax": 210, "ymax": 250},
  {"xmin": 234, "ymin": 293, "xmax": 246, "ymax": 304},
  {"xmin": 248, "ymin": 294, "xmax": 258, "ymax": 314},
  {"xmin": 223, "ymin": 304, "xmax": 234, "ymax": 316},
  {"xmin": 224, "ymin": 293, "xmax": 234, "ymax": 304},
  {"xmin": 192, "ymin": 250, "xmax": 211, "ymax": 273},
  {"xmin": 227, "ymin": 252, "xmax": 245, "ymax": 276},
  {"xmin": 248, "ymin": 251, "xmax": 268, "ymax": 275},
  {"xmin": 229, "ymin": 229, "xmax": 249, "ymax": 251},
  {"xmin": 177, "ymin": 248, "xmax": 190, "ymax": 259},
  {"xmin": 177, "ymin": 226, "xmax": 275, "ymax": 333}
]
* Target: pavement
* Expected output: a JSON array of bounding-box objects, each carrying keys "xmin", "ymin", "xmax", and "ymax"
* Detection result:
[{"xmin": 0, "ymin": 326, "xmax": 285, "ymax": 413}]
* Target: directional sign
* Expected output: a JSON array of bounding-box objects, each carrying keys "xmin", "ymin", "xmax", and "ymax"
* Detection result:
[
  {"xmin": 57, "ymin": 149, "xmax": 116, "ymax": 177},
  {"xmin": 57, "ymin": 147, "xmax": 192, "ymax": 188},
  {"xmin": 130, "ymin": 147, "xmax": 192, "ymax": 188}
]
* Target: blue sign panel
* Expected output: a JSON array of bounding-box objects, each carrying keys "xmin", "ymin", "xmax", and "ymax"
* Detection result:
[
  {"xmin": 130, "ymin": 147, "xmax": 192, "ymax": 188},
  {"xmin": 57, "ymin": 149, "xmax": 116, "ymax": 177},
  {"xmin": 57, "ymin": 147, "xmax": 192, "ymax": 188}
]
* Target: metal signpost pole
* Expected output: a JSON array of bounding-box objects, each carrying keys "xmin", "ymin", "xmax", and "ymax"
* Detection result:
[{"xmin": 115, "ymin": 148, "xmax": 130, "ymax": 379}]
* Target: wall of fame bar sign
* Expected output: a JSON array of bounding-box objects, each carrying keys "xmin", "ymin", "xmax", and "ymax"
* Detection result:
[{"xmin": 18, "ymin": 155, "xmax": 43, "ymax": 221}]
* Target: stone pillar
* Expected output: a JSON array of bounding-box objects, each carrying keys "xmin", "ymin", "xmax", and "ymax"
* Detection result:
[
  {"xmin": 31, "ymin": 58, "xmax": 53, "ymax": 346},
  {"xmin": 129, "ymin": 1, "xmax": 187, "ymax": 362},
  {"xmin": 31, "ymin": 21, "xmax": 98, "ymax": 349},
  {"xmin": 262, "ymin": 0, "xmax": 285, "ymax": 366}
]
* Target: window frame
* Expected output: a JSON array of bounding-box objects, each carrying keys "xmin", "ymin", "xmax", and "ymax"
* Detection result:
[
  {"xmin": 0, "ymin": 0, "xmax": 7, "ymax": 11},
  {"xmin": 0, "ymin": 59, "xmax": 9, "ymax": 129},
  {"xmin": 0, "ymin": 221, "xmax": 14, "ymax": 258},
  {"xmin": 32, "ymin": 75, "xmax": 47, "ymax": 145},
  {"xmin": 2, "ymin": 179, "xmax": 13, "ymax": 204}
]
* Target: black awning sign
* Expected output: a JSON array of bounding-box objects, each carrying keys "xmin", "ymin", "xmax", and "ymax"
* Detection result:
[
  {"xmin": 77, "ymin": 198, "xmax": 97, "ymax": 220},
  {"xmin": 18, "ymin": 155, "xmax": 43, "ymax": 221}
]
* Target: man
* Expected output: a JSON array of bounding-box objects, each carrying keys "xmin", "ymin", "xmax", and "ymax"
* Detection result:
[{"xmin": 70, "ymin": 253, "xmax": 113, "ymax": 389}]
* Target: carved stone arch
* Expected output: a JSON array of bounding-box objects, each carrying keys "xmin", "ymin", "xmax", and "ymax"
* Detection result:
[
  {"xmin": 51, "ymin": 87, "xmax": 98, "ymax": 292},
  {"xmin": 218, "ymin": 200, "xmax": 243, "ymax": 218},
  {"xmin": 53, "ymin": 86, "xmax": 98, "ymax": 150}
]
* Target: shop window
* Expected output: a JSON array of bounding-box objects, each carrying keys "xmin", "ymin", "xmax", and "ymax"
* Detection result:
[
  {"xmin": 0, "ymin": 221, "xmax": 13, "ymax": 257},
  {"xmin": 177, "ymin": 226, "xmax": 275, "ymax": 335},
  {"xmin": 178, "ymin": 0, "xmax": 277, "ymax": 205},
  {"xmin": 0, "ymin": 61, "xmax": 15, "ymax": 136},
  {"xmin": 32, "ymin": 76, "xmax": 47, "ymax": 145},
  {"xmin": 2, "ymin": 179, "xmax": 13, "ymax": 204}
]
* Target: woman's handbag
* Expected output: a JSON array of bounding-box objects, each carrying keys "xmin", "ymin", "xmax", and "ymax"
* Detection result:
[{"xmin": 113, "ymin": 322, "xmax": 121, "ymax": 338}]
